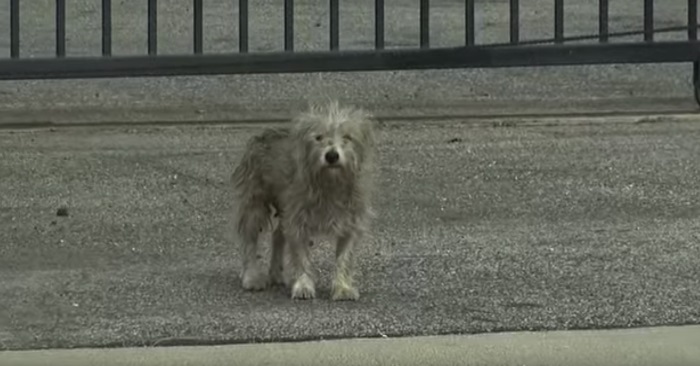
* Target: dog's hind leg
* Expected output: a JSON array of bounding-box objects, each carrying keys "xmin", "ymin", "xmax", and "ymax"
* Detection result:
[
  {"xmin": 235, "ymin": 203, "xmax": 270, "ymax": 291},
  {"xmin": 269, "ymin": 225, "xmax": 286, "ymax": 286},
  {"xmin": 331, "ymin": 232, "xmax": 360, "ymax": 301}
]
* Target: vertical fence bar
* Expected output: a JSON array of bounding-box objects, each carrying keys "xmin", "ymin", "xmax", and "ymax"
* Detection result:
[
  {"xmin": 194, "ymin": 0, "xmax": 203, "ymax": 54},
  {"xmin": 690, "ymin": 0, "xmax": 698, "ymax": 40},
  {"xmin": 695, "ymin": 62, "xmax": 700, "ymax": 106},
  {"xmin": 644, "ymin": 0, "xmax": 654, "ymax": 42},
  {"xmin": 599, "ymin": 0, "xmax": 608, "ymax": 43},
  {"xmin": 691, "ymin": 0, "xmax": 699, "ymax": 113},
  {"xmin": 148, "ymin": 0, "xmax": 157, "ymax": 55},
  {"xmin": 56, "ymin": 0, "xmax": 66, "ymax": 57},
  {"xmin": 509, "ymin": 0, "xmax": 519, "ymax": 44},
  {"xmin": 554, "ymin": 0, "xmax": 564, "ymax": 44},
  {"xmin": 239, "ymin": 0, "xmax": 248, "ymax": 52},
  {"xmin": 10, "ymin": 0, "xmax": 19, "ymax": 58},
  {"xmin": 102, "ymin": 0, "xmax": 112, "ymax": 56},
  {"xmin": 465, "ymin": 0, "xmax": 474, "ymax": 46},
  {"xmin": 420, "ymin": 0, "xmax": 429, "ymax": 48},
  {"xmin": 330, "ymin": 0, "xmax": 339, "ymax": 50},
  {"xmin": 375, "ymin": 0, "xmax": 384, "ymax": 50},
  {"xmin": 284, "ymin": 0, "xmax": 294, "ymax": 51}
]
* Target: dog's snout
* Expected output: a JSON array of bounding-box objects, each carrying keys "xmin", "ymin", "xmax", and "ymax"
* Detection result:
[{"xmin": 325, "ymin": 150, "xmax": 340, "ymax": 164}]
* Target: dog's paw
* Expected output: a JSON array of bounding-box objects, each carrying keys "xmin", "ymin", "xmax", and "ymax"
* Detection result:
[
  {"xmin": 331, "ymin": 284, "xmax": 359, "ymax": 301},
  {"xmin": 241, "ymin": 268, "xmax": 269, "ymax": 291},
  {"xmin": 291, "ymin": 275, "xmax": 316, "ymax": 300}
]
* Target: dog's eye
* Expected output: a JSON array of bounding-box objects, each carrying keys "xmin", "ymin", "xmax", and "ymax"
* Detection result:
[
  {"xmin": 343, "ymin": 135, "xmax": 353, "ymax": 142},
  {"xmin": 315, "ymin": 135, "xmax": 323, "ymax": 141}
]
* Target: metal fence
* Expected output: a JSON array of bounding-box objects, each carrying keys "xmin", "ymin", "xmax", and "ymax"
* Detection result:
[{"xmin": 1, "ymin": 0, "xmax": 700, "ymax": 103}]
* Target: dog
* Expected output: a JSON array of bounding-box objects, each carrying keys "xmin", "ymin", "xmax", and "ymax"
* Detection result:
[{"xmin": 230, "ymin": 102, "xmax": 376, "ymax": 301}]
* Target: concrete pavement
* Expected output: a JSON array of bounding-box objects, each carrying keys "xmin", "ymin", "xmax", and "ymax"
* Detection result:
[{"xmin": 2, "ymin": 325, "xmax": 700, "ymax": 366}]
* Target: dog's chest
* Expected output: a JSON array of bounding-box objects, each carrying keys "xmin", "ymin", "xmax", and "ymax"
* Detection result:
[{"xmin": 303, "ymin": 198, "xmax": 358, "ymax": 236}]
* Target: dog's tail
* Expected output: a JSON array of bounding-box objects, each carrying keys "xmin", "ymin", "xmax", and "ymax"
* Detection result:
[{"xmin": 228, "ymin": 133, "xmax": 279, "ymax": 240}]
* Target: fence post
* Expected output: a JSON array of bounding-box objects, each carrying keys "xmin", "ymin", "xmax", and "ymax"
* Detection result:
[
  {"xmin": 239, "ymin": 0, "xmax": 248, "ymax": 53},
  {"xmin": 690, "ymin": 0, "xmax": 700, "ymax": 106},
  {"xmin": 148, "ymin": 0, "xmax": 158, "ymax": 55},
  {"xmin": 510, "ymin": 0, "xmax": 519, "ymax": 44},
  {"xmin": 102, "ymin": 0, "xmax": 112, "ymax": 56},
  {"xmin": 420, "ymin": 0, "xmax": 429, "ymax": 48},
  {"xmin": 599, "ymin": 0, "xmax": 608, "ymax": 43},
  {"xmin": 465, "ymin": 0, "xmax": 474, "ymax": 46},
  {"xmin": 10, "ymin": 0, "xmax": 19, "ymax": 58},
  {"xmin": 375, "ymin": 0, "xmax": 384, "ymax": 50},
  {"xmin": 330, "ymin": 0, "xmax": 339, "ymax": 50},
  {"xmin": 194, "ymin": 0, "xmax": 203, "ymax": 54},
  {"xmin": 285, "ymin": 0, "xmax": 294, "ymax": 51},
  {"xmin": 56, "ymin": 0, "xmax": 66, "ymax": 57}
]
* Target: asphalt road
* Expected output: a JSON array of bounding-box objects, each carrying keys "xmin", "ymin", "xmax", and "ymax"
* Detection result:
[
  {"xmin": 0, "ymin": 0, "xmax": 697, "ymax": 125},
  {"xmin": 1, "ymin": 116, "xmax": 699, "ymax": 350}
]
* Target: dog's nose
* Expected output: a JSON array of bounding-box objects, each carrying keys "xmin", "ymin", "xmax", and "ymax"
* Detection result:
[{"xmin": 325, "ymin": 150, "xmax": 340, "ymax": 164}]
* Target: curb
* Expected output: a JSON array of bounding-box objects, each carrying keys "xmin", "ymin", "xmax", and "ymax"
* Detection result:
[{"xmin": 2, "ymin": 325, "xmax": 699, "ymax": 366}]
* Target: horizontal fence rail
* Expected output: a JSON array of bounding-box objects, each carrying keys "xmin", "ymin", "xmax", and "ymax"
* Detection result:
[
  {"xmin": 2, "ymin": 42, "xmax": 698, "ymax": 80},
  {"xmin": 2, "ymin": 0, "xmax": 700, "ymax": 103}
]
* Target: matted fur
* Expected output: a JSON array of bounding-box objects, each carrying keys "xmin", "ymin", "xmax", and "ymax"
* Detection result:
[{"xmin": 230, "ymin": 102, "xmax": 376, "ymax": 300}]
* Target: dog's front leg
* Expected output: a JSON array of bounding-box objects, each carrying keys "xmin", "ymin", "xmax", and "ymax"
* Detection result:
[
  {"xmin": 332, "ymin": 232, "xmax": 360, "ymax": 301},
  {"xmin": 286, "ymin": 232, "xmax": 316, "ymax": 300}
]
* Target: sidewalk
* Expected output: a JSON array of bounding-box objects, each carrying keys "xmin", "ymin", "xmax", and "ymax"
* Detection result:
[{"xmin": 3, "ymin": 325, "xmax": 700, "ymax": 366}]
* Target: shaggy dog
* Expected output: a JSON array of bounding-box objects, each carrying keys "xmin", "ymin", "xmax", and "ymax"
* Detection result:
[{"xmin": 230, "ymin": 102, "xmax": 376, "ymax": 301}]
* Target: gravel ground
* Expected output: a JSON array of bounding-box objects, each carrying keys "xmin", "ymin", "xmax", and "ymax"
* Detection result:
[{"xmin": 1, "ymin": 117, "xmax": 699, "ymax": 350}]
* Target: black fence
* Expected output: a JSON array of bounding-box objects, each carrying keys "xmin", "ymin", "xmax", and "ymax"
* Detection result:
[{"xmin": 1, "ymin": 0, "xmax": 700, "ymax": 104}]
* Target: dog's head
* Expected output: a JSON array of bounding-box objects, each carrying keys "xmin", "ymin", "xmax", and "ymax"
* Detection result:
[{"xmin": 291, "ymin": 101, "xmax": 375, "ymax": 178}]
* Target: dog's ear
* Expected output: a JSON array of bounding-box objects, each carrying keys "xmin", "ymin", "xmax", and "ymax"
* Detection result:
[
  {"xmin": 290, "ymin": 113, "xmax": 314, "ymax": 173},
  {"xmin": 354, "ymin": 110, "xmax": 376, "ymax": 151},
  {"xmin": 290, "ymin": 113, "xmax": 312, "ymax": 142}
]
